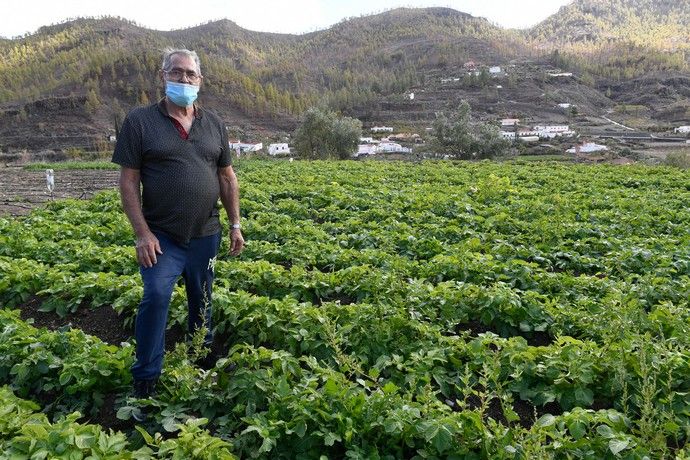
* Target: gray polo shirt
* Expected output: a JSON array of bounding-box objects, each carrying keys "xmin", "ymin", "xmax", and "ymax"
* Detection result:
[{"xmin": 112, "ymin": 100, "xmax": 231, "ymax": 244}]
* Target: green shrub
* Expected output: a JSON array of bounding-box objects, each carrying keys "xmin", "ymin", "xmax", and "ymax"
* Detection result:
[{"xmin": 664, "ymin": 150, "xmax": 690, "ymax": 169}]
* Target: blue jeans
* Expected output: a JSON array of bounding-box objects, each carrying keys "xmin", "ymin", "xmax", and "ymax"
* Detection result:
[{"xmin": 131, "ymin": 231, "xmax": 221, "ymax": 381}]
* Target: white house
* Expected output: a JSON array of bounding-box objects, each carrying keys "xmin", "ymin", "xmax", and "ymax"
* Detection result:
[
  {"xmin": 268, "ymin": 143, "xmax": 290, "ymax": 155},
  {"xmin": 504, "ymin": 130, "xmax": 557, "ymax": 141},
  {"xmin": 389, "ymin": 133, "xmax": 422, "ymax": 143},
  {"xmin": 357, "ymin": 144, "xmax": 378, "ymax": 156},
  {"xmin": 534, "ymin": 125, "xmax": 570, "ymax": 133},
  {"xmin": 548, "ymin": 72, "xmax": 573, "ymax": 77},
  {"xmin": 489, "ymin": 66, "xmax": 502, "ymax": 74},
  {"xmin": 674, "ymin": 126, "xmax": 690, "ymax": 134},
  {"xmin": 558, "ymin": 103, "xmax": 572, "ymax": 109},
  {"xmin": 371, "ymin": 126, "xmax": 394, "ymax": 133},
  {"xmin": 409, "ymin": 92, "xmax": 415, "ymax": 100},
  {"xmin": 378, "ymin": 142, "xmax": 411, "ymax": 153},
  {"xmin": 541, "ymin": 131, "xmax": 576, "ymax": 139},
  {"xmin": 533, "ymin": 125, "xmax": 576, "ymax": 138},
  {"xmin": 500, "ymin": 118, "xmax": 520, "ymax": 127},
  {"xmin": 229, "ymin": 141, "xmax": 263, "ymax": 154},
  {"xmin": 567, "ymin": 142, "xmax": 608, "ymax": 154}
]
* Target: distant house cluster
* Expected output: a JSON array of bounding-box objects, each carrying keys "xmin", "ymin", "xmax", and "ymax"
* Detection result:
[
  {"xmin": 228, "ymin": 140, "xmax": 291, "ymax": 156},
  {"xmin": 498, "ymin": 119, "xmax": 576, "ymax": 141},
  {"xmin": 440, "ymin": 62, "xmax": 504, "ymax": 83},
  {"xmin": 357, "ymin": 132, "xmax": 412, "ymax": 156}
]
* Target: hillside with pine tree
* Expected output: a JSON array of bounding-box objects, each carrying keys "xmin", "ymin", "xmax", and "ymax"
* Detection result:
[{"xmin": 0, "ymin": 0, "xmax": 688, "ymax": 152}]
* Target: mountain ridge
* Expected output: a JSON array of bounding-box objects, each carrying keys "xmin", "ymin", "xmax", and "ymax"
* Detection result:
[{"xmin": 0, "ymin": 1, "xmax": 688, "ymax": 152}]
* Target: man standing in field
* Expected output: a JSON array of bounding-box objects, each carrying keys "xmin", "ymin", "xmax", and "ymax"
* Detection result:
[{"xmin": 112, "ymin": 48, "xmax": 244, "ymax": 403}]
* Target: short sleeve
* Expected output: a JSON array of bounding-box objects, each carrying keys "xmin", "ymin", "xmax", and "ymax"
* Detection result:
[
  {"xmin": 218, "ymin": 121, "xmax": 232, "ymax": 167},
  {"xmin": 112, "ymin": 111, "xmax": 143, "ymax": 169}
]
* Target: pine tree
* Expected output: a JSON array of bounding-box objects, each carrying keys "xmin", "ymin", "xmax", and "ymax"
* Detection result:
[
  {"xmin": 85, "ymin": 89, "xmax": 100, "ymax": 113},
  {"xmin": 138, "ymin": 90, "xmax": 149, "ymax": 106}
]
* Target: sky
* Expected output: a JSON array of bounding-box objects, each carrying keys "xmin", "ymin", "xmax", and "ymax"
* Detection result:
[{"xmin": 0, "ymin": 0, "xmax": 573, "ymax": 39}]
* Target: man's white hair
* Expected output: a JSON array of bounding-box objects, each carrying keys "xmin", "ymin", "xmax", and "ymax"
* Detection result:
[{"xmin": 161, "ymin": 48, "xmax": 201, "ymax": 75}]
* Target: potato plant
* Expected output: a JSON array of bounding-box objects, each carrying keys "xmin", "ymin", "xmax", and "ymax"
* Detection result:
[{"xmin": 0, "ymin": 160, "xmax": 688, "ymax": 458}]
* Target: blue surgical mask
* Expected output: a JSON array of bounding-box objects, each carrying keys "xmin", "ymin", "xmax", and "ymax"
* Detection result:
[{"xmin": 165, "ymin": 81, "xmax": 199, "ymax": 107}]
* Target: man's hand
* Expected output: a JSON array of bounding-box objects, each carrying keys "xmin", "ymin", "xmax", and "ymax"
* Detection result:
[
  {"xmin": 136, "ymin": 231, "xmax": 163, "ymax": 267},
  {"xmin": 119, "ymin": 167, "xmax": 161, "ymax": 268},
  {"xmin": 229, "ymin": 228, "xmax": 244, "ymax": 257},
  {"xmin": 218, "ymin": 166, "xmax": 243, "ymax": 257}
]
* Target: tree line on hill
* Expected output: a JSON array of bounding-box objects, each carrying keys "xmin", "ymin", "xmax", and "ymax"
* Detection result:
[
  {"xmin": 529, "ymin": 0, "xmax": 689, "ymax": 80},
  {"xmin": 0, "ymin": 1, "xmax": 687, "ymax": 141},
  {"xmin": 0, "ymin": 10, "xmax": 519, "ymax": 125}
]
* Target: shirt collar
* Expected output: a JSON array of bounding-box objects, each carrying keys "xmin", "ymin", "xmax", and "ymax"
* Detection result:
[{"xmin": 157, "ymin": 98, "xmax": 202, "ymax": 120}]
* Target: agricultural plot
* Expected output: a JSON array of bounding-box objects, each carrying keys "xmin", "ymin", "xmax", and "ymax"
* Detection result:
[{"xmin": 0, "ymin": 159, "xmax": 689, "ymax": 459}]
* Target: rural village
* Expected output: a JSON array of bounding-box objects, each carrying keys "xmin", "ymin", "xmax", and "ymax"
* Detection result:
[{"xmin": 217, "ymin": 61, "xmax": 690, "ymax": 163}]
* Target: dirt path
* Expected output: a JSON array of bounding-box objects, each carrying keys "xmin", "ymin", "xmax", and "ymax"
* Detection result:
[
  {"xmin": 0, "ymin": 166, "xmax": 119, "ymax": 216},
  {"xmin": 600, "ymin": 115, "xmax": 636, "ymax": 131}
]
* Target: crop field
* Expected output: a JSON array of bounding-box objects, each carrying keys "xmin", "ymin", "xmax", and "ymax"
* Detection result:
[{"xmin": 0, "ymin": 159, "xmax": 689, "ymax": 459}]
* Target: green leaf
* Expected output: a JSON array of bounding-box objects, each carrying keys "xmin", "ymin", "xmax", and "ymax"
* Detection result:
[
  {"xmin": 432, "ymin": 425, "xmax": 453, "ymax": 453},
  {"xmin": 574, "ymin": 387, "xmax": 594, "ymax": 406},
  {"xmin": 383, "ymin": 418, "xmax": 402, "ymax": 433},
  {"xmin": 322, "ymin": 378, "xmax": 339, "ymax": 396},
  {"xmin": 259, "ymin": 436, "xmax": 276, "ymax": 453},
  {"xmin": 502, "ymin": 405, "xmax": 520, "ymax": 423},
  {"xmin": 134, "ymin": 425, "xmax": 153, "ymax": 444},
  {"xmin": 382, "ymin": 382, "xmax": 399, "ymax": 395},
  {"xmin": 294, "ymin": 420, "xmax": 307, "ymax": 438},
  {"xmin": 609, "ymin": 438, "xmax": 630, "ymax": 455},
  {"xmin": 59, "ymin": 373, "xmax": 73, "ymax": 386},
  {"xmin": 116, "ymin": 406, "xmax": 135, "ymax": 420},
  {"xmin": 568, "ymin": 421, "xmax": 587, "ymax": 440},
  {"xmin": 275, "ymin": 377, "xmax": 291, "ymax": 398},
  {"xmin": 162, "ymin": 417, "xmax": 179, "ymax": 432},
  {"xmin": 664, "ymin": 421, "xmax": 680, "ymax": 433},
  {"xmin": 74, "ymin": 433, "xmax": 94, "ymax": 449},
  {"xmin": 596, "ymin": 425, "xmax": 615, "ymax": 439},
  {"xmin": 324, "ymin": 431, "xmax": 341, "ymax": 446},
  {"xmin": 534, "ymin": 414, "xmax": 556, "ymax": 428}
]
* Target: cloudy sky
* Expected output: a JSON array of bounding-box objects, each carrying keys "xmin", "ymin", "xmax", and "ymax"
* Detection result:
[{"xmin": 1, "ymin": 0, "xmax": 573, "ymax": 38}]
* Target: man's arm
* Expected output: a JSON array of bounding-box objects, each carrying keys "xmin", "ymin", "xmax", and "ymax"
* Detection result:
[
  {"xmin": 218, "ymin": 165, "xmax": 244, "ymax": 256},
  {"xmin": 119, "ymin": 167, "xmax": 162, "ymax": 267}
]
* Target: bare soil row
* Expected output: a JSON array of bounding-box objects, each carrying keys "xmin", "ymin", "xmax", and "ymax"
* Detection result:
[{"xmin": 0, "ymin": 166, "xmax": 119, "ymax": 216}]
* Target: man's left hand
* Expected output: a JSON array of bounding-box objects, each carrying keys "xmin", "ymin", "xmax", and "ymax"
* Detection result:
[{"xmin": 230, "ymin": 228, "xmax": 244, "ymax": 256}]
